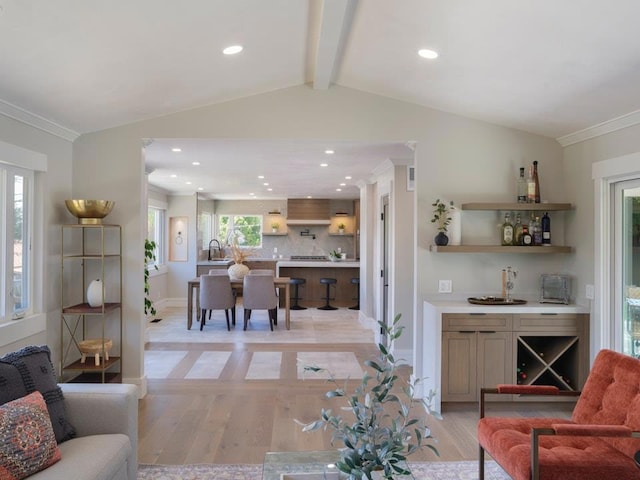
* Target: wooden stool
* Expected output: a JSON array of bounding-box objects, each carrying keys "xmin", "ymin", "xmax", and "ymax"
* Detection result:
[
  {"xmin": 318, "ymin": 278, "xmax": 338, "ymax": 310},
  {"xmin": 290, "ymin": 278, "xmax": 307, "ymax": 310},
  {"xmin": 78, "ymin": 338, "xmax": 113, "ymax": 366}
]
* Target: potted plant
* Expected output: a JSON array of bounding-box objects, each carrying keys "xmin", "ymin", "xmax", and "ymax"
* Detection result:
[
  {"xmin": 144, "ymin": 239, "xmax": 158, "ymax": 317},
  {"xmin": 431, "ymin": 199, "xmax": 454, "ymax": 246},
  {"xmin": 226, "ymin": 237, "xmax": 252, "ymax": 280},
  {"xmin": 271, "ymin": 222, "xmax": 279, "ymax": 233},
  {"xmin": 298, "ymin": 314, "xmax": 440, "ymax": 479},
  {"xmin": 338, "ymin": 223, "xmax": 346, "ymax": 234}
]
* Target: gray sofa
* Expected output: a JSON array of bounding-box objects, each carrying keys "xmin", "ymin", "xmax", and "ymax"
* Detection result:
[{"xmin": 30, "ymin": 383, "xmax": 138, "ymax": 480}]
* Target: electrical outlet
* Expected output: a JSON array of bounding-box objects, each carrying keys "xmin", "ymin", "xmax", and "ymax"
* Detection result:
[
  {"xmin": 585, "ymin": 284, "xmax": 594, "ymax": 300},
  {"xmin": 439, "ymin": 280, "xmax": 452, "ymax": 294}
]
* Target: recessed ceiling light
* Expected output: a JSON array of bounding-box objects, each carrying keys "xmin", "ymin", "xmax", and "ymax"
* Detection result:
[
  {"xmin": 170, "ymin": 174, "xmax": 177, "ymax": 178},
  {"xmin": 171, "ymin": 148, "xmax": 182, "ymax": 152},
  {"xmin": 197, "ymin": 187, "xmax": 203, "ymax": 191},
  {"xmin": 263, "ymin": 182, "xmax": 269, "ymax": 186},
  {"xmin": 249, "ymin": 192, "xmax": 255, "ymax": 196},
  {"xmin": 340, "ymin": 183, "xmax": 346, "ymax": 186},
  {"xmin": 267, "ymin": 188, "xmax": 273, "ymax": 191},
  {"xmin": 192, "ymin": 161, "xmax": 200, "ymax": 166},
  {"xmin": 258, "ymin": 175, "xmax": 264, "ymax": 179},
  {"xmin": 418, "ymin": 48, "xmax": 438, "ymax": 59},
  {"xmin": 345, "ymin": 176, "xmax": 352, "ymax": 180},
  {"xmin": 307, "ymin": 196, "xmax": 313, "ymax": 199},
  {"xmin": 336, "ymin": 188, "xmax": 342, "ymax": 192},
  {"xmin": 185, "ymin": 181, "xmax": 192, "ymax": 185},
  {"xmin": 223, "ymin": 45, "xmax": 243, "ymax": 55},
  {"xmin": 320, "ymin": 163, "xmax": 328, "ymax": 167},
  {"xmin": 325, "ymin": 149, "xmax": 334, "ymax": 155}
]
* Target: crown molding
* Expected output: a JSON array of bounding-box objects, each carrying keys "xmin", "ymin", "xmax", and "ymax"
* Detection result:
[
  {"xmin": 0, "ymin": 99, "xmax": 79, "ymax": 142},
  {"xmin": 556, "ymin": 109, "xmax": 640, "ymax": 147}
]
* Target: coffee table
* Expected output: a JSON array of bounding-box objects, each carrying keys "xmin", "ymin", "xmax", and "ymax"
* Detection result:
[{"xmin": 262, "ymin": 451, "xmax": 340, "ymax": 480}]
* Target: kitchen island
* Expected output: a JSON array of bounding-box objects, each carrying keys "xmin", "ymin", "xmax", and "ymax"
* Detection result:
[{"xmin": 276, "ymin": 259, "xmax": 360, "ymax": 308}]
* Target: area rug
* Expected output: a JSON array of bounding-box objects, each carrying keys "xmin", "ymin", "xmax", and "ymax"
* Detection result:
[{"xmin": 138, "ymin": 461, "xmax": 509, "ymax": 479}]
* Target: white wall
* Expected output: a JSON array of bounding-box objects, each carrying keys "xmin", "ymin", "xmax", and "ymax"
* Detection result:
[
  {"xmin": 71, "ymin": 84, "xmax": 568, "ymax": 388},
  {"xmin": 0, "ymin": 114, "xmax": 73, "ymax": 366}
]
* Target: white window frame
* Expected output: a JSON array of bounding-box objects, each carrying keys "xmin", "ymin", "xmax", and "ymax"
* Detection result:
[
  {"xmin": 218, "ymin": 214, "xmax": 263, "ymax": 248},
  {"xmin": 147, "ymin": 206, "xmax": 166, "ymax": 267}
]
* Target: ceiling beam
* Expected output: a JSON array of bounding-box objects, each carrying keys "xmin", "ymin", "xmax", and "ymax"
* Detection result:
[{"xmin": 311, "ymin": 0, "xmax": 358, "ymax": 90}]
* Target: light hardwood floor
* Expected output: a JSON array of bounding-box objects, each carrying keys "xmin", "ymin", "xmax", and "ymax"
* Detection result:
[{"xmin": 139, "ymin": 306, "xmax": 573, "ymax": 465}]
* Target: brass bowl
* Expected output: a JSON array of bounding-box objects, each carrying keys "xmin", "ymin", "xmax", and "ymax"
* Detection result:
[{"xmin": 65, "ymin": 200, "xmax": 115, "ymax": 224}]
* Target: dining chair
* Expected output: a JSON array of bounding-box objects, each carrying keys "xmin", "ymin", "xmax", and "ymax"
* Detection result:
[
  {"xmin": 248, "ymin": 269, "xmax": 274, "ymax": 275},
  {"xmin": 242, "ymin": 274, "xmax": 278, "ymax": 331},
  {"xmin": 199, "ymin": 274, "xmax": 236, "ymax": 331}
]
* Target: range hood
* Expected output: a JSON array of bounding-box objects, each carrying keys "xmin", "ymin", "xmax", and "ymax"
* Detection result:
[{"xmin": 286, "ymin": 199, "xmax": 331, "ymax": 225}]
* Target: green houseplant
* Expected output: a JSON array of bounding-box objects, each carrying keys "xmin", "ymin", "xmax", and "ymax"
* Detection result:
[
  {"xmin": 144, "ymin": 239, "xmax": 158, "ymax": 316},
  {"xmin": 298, "ymin": 314, "xmax": 440, "ymax": 479},
  {"xmin": 431, "ymin": 199, "xmax": 454, "ymax": 246}
]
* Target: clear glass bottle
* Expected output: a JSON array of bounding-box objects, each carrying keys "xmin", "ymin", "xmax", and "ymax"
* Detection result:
[
  {"xmin": 513, "ymin": 213, "xmax": 523, "ymax": 245},
  {"xmin": 541, "ymin": 212, "xmax": 551, "ymax": 245},
  {"xmin": 521, "ymin": 225, "xmax": 533, "ymax": 246},
  {"xmin": 517, "ymin": 167, "xmax": 527, "ymax": 203},
  {"xmin": 532, "ymin": 215, "xmax": 542, "ymax": 245},
  {"xmin": 501, "ymin": 212, "xmax": 514, "ymax": 246}
]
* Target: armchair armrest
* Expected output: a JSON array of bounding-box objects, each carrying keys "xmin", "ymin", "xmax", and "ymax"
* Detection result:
[
  {"xmin": 480, "ymin": 386, "xmax": 581, "ymax": 418},
  {"xmin": 60, "ymin": 383, "xmax": 138, "ymax": 480}
]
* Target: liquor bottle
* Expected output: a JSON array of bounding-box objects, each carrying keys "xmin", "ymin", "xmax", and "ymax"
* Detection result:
[
  {"xmin": 521, "ymin": 225, "xmax": 533, "ymax": 246},
  {"xmin": 527, "ymin": 165, "xmax": 536, "ymax": 203},
  {"xmin": 532, "ymin": 160, "xmax": 541, "ymax": 203},
  {"xmin": 513, "ymin": 213, "xmax": 523, "ymax": 245},
  {"xmin": 532, "ymin": 216, "xmax": 542, "ymax": 245},
  {"xmin": 541, "ymin": 212, "xmax": 551, "ymax": 245},
  {"xmin": 517, "ymin": 167, "xmax": 527, "ymax": 203},
  {"xmin": 501, "ymin": 212, "xmax": 514, "ymax": 246}
]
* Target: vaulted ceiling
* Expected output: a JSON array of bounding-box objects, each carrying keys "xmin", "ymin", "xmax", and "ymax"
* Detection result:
[{"xmin": 2, "ymin": 0, "xmax": 640, "ymax": 197}]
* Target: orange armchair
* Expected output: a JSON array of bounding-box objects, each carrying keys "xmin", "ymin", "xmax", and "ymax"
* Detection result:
[{"xmin": 478, "ymin": 349, "xmax": 640, "ymax": 480}]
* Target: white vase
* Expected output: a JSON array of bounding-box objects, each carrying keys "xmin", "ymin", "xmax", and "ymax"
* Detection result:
[
  {"xmin": 449, "ymin": 208, "xmax": 462, "ymax": 245},
  {"xmin": 87, "ymin": 279, "xmax": 103, "ymax": 307},
  {"xmin": 228, "ymin": 263, "xmax": 249, "ymax": 281}
]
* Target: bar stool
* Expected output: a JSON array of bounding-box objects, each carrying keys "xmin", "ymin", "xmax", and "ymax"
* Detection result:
[
  {"xmin": 290, "ymin": 278, "xmax": 307, "ymax": 310},
  {"xmin": 349, "ymin": 277, "xmax": 360, "ymax": 310},
  {"xmin": 318, "ymin": 277, "xmax": 338, "ymax": 310}
]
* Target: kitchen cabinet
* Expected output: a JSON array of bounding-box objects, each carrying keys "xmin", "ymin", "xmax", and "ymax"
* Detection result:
[
  {"xmin": 431, "ymin": 202, "xmax": 573, "ymax": 253},
  {"xmin": 441, "ymin": 314, "xmax": 513, "ymax": 402},
  {"xmin": 60, "ymin": 224, "xmax": 122, "ymax": 383},
  {"xmin": 440, "ymin": 312, "xmax": 588, "ymax": 402}
]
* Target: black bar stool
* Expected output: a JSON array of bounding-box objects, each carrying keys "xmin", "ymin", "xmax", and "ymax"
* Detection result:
[
  {"xmin": 318, "ymin": 277, "xmax": 338, "ymax": 310},
  {"xmin": 290, "ymin": 278, "xmax": 307, "ymax": 310},
  {"xmin": 349, "ymin": 277, "xmax": 360, "ymax": 310}
]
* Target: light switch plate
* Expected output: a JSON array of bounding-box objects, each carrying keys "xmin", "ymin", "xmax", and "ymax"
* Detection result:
[
  {"xmin": 585, "ymin": 284, "xmax": 594, "ymax": 300},
  {"xmin": 439, "ymin": 280, "xmax": 452, "ymax": 293}
]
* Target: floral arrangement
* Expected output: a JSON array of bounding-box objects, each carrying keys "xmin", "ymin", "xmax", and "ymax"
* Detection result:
[
  {"xmin": 431, "ymin": 199, "xmax": 454, "ymax": 232},
  {"xmin": 298, "ymin": 314, "xmax": 440, "ymax": 479},
  {"xmin": 226, "ymin": 238, "xmax": 253, "ymax": 264},
  {"xmin": 271, "ymin": 222, "xmax": 280, "ymax": 229}
]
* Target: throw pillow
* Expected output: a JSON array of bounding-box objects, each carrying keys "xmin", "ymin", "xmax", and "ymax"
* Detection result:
[
  {"xmin": 0, "ymin": 345, "xmax": 75, "ymax": 443},
  {"xmin": 0, "ymin": 391, "xmax": 61, "ymax": 480}
]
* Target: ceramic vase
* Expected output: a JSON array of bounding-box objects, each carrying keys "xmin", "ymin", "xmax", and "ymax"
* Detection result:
[
  {"xmin": 434, "ymin": 231, "xmax": 449, "ymax": 246},
  {"xmin": 87, "ymin": 279, "xmax": 103, "ymax": 307},
  {"xmin": 228, "ymin": 263, "xmax": 249, "ymax": 281}
]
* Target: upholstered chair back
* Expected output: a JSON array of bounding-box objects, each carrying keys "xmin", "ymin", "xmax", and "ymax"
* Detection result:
[
  {"xmin": 199, "ymin": 274, "xmax": 235, "ymax": 310},
  {"xmin": 242, "ymin": 275, "xmax": 278, "ymax": 310}
]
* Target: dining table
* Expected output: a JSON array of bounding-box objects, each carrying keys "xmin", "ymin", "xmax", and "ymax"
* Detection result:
[{"xmin": 187, "ymin": 276, "xmax": 291, "ymax": 330}]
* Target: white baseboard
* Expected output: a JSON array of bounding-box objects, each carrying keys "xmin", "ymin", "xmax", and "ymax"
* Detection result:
[{"xmin": 122, "ymin": 375, "xmax": 147, "ymax": 399}]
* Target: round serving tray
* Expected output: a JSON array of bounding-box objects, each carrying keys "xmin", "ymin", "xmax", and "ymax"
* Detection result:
[{"xmin": 467, "ymin": 297, "xmax": 527, "ymax": 305}]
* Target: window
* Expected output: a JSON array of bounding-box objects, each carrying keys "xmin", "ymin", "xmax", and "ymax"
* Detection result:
[
  {"xmin": 1, "ymin": 164, "xmax": 33, "ymax": 323},
  {"xmin": 147, "ymin": 206, "xmax": 166, "ymax": 266},
  {"xmin": 218, "ymin": 215, "xmax": 262, "ymax": 248}
]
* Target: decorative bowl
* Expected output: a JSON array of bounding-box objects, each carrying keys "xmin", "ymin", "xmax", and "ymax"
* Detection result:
[{"xmin": 65, "ymin": 199, "xmax": 115, "ymax": 224}]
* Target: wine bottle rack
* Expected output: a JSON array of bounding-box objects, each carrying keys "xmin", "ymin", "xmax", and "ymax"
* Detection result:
[{"xmin": 516, "ymin": 335, "xmax": 579, "ymax": 391}]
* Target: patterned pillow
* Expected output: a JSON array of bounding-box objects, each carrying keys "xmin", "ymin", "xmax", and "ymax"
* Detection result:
[
  {"xmin": 0, "ymin": 345, "xmax": 75, "ymax": 443},
  {"xmin": 0, "ymin": 391, "xmax": 61, "ymax": 480}
]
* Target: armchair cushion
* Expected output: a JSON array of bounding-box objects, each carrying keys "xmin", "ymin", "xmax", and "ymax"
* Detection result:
[{"xmin": 0, "ymin": 345, "xmax": 75, "ymax": 443}]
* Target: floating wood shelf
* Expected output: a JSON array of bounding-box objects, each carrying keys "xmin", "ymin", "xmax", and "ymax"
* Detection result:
[
  {"xmin": 461, "ymin": 202, "xmax": 573, "ymax": 211},
  {"xmin": 430, "ymin": 245, "xmax": 572, "ymax": 253}
]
